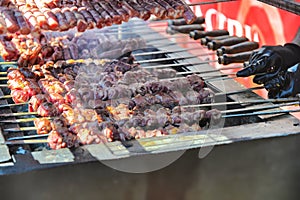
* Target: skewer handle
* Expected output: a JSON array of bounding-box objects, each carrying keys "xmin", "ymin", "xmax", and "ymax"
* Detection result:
[
  {"xmin": 167, "ymin": 17, "xmax": 205, "ymax": 26},
  {"xmin": 201, "ymin": 35, "xmax": 233, "ymax": 45},
  {"xmin": 217, "ymin": 41, "xmax": 259, "ymax": 56},
  {"xmin": 167, "ymin": 24, "xmax": 205, "ymax": 34},
  {"xmin": 218, "ymin": 51, "xmax": 253, "ymax": 65},
  {"xmin": 207, "ymin": 37, "xmax": 249, "ymax": 50},
  {"xmin": 190, "ymin": 29, "xmax": 229, "ymax": 40}
]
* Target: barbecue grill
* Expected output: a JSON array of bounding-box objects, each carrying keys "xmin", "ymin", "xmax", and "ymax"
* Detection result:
[
  {"xmin": 0, "ymin": 1, "xmax": 299, "ymax": 178},
  {"xmin": 1, "ymin": 16, "xmax": 300, "ymax": 175}
]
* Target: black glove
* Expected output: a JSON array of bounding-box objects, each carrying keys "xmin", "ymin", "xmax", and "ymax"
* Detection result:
[
  {"xmin": 237, "ymin": 43, "xmax": 300, "ymax": 84},
  {"xmin": 264, "ymin": 63, "xmax": 300, "ymax": 98}
]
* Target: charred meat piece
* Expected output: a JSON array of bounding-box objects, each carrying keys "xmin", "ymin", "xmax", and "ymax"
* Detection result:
[
  {"xmin": 24, "ymin": 78, "xmax": 41, "ymax": 97},
  {"xmin": 47, "ymin": 130, "xmax": 67, "ymax": 150},
  {"xmin": 52, "ymin": 8, "xmax": 69, "ymax": 31},
  {"xmin": 28, "ymin": 94, "xmax": 47, "ymax": 112},
  {"xmin": 34, "ymin": 118, "xmax": 52, "ymax": 135},
  {"xmin": 32, "ymin": 8, "xmax": 49, "ymax": 30},
  {"xmin": 7, "ymin": 68, "xmax": 26, "ymax": 80},
  {"xmin": 0, "ymin": 14, "xmax": 7, "ymax": 34},
  {"xmin": 38, "ymin": 78, "xmax": 67, "ymax": 95},
  {"xmin": 11, "ymin": 89, "xmax": 30, "ymax": 103},
  {"xmin": 61, "ymin": 7, "xmax": 77, "ymax": 28},
  {"xmin": 78, "ymin": 7, "xmax": 95, "ymax": 29},
  {"xmin": 42, "ymin": 8, "xmax": 60, "ymax": 30},
  {"xmin": 93, "ymin": 2, "xmax": 112, "ymax": 26},
  {"xmin": 126, "ymin": 0, "xmax": 151, "ymax": 20},
  {"xmin": 152, "ymin": 68, "xmax": 177, "ymax": 79},
  {"xmin": 1, "ymin": 8, "xmax": 20, "ymax": 33},
  {"xmin": 0, "ymin": 37, "xmax": 19, "ymax": 61},
  {"xmin": 14, "ymin": 10, "xmax": 31, "ymax": 34},
  {"xmin": 186, "ymin": 74, "xmax": 206, "ymax": 92},
  {"xmin": 70, "ymin": 6, "xmax": 88, "ymax": 32},
  {"xmin": 156, "ymin": 0, "xmax": 176, "ymax": 19},
  {"xmin": 98, "ymin": 1, "xmax": 122, "ymax": 24},
  {"xmin": 109, "ymin": 1, "xmax": 130, "ymax": 22},
  {"xmin": 37, "ymin": 102, "xmax": 58, "ymax": 117}
]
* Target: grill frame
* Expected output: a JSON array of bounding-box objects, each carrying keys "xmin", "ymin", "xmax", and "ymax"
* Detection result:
[{"xmin": 1, "ymin": 22, "xmax": 300, "ymax": 175}]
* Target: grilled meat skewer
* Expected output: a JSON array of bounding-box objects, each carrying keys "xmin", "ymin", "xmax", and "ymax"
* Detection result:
[{"xmin": 0, "ymin": 0, "xmax": 197, "ymax": 34}]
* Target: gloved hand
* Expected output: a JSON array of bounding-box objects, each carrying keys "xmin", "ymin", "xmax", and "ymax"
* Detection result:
[
  {"xmin": 264, "ymin": 63, "xmax": 300, "ymax": 98},
  {"xmin": 237, "ymin": 43, "xmax": 300, "ymax": 85}
]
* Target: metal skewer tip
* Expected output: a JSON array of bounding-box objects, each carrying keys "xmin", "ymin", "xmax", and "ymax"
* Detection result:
[
  {"xmin": 3, "ymin": 127, "xmax": 37, "ymax": 132},
  {"xmin": 184, "ymin": 97, "xmax": 300, "ymax": 108},
  {"xmin": 0, "ymin": 112, "xmax": 38, "ymax": 117},
  {"xmin": 7, "ymin": 134, "xmax": 49, "ymax": 141},
  {"xmin": 0, "ymin": 117, "xmax": 51, "ymax": 124},
  {"xmin": 4, "ymin": 139, "xmax": 48, "ymax": 145},
  {"xmin": 0, "ymin": 61, "xmax": 18, "ymax": 65},
  {"xmin": 223, "ymin": 107, "xmax": 300, "ymax": 118}
]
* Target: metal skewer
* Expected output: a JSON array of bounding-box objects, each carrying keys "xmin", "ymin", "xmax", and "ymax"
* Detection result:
[
  {"xmin": 0, "ymin": 117, "xmax": 51, "ymax": 123},
  {"xmin": 215, "ymin": 86, "xmax": 265, "ymax": 96},
  {"xmin": 204, "ymin": 74, "xmax": 238, "ymax": 81},
  {"xmin": 184, "ymin": 97, "xmax": 300, "ymax": 108},
  {"xmin": 105, "ymin": 22, "xmax": 168, "ymax": 30},
  {"xmin": 145, "ymin": 34, "xmax": 188, "ymax": 42},
  {"xmin": 162, "ymin": 73, "xmax": 232, "ymax": 82},
  {"xmin": 93, "ymin": 27, "xmax": 168, "ymax": 35},
  {"xmin": 0, "ymin": 77, "xmax": 8, "ymax": 81},
  {"xmin": 133, "ymin": 47, "xmax": 210, "ymax": 57},
  {"xmin": 166, "ymin": 72, "xmax": 254, "ymax": 84},
  {"xmin": 3, "ymin": 126, "xmax": 37, "ymax": 132},
  {"xmin": 143, "ymin": 62, "xmax": 239, "ymax": 69},
  {"xmin": 7, "ymin": 134, "xmax": 49, "ymax": 141},
  {"xmin": 4, "ymin": 139, "xmax": 48, "ymax": 145},
  {"xmin": 0, "ymin": 62, "xmax": 17, "ymax": 65},
  {"xmin": 147, "ymin": 41, "xmax": 199, "ymax": 48},
  {"xmin": 206, "ymin": 73, "xmax": 264, "ymax": 82},
  {"xmin": 0, "ymin": 112, "xmax": 38, "ymax": 117},
  {"xmin": 136, "ymin": 50, "xmax": 252, "ymax": 64},
  {"xmin": 176, "ymin": 68, "xmax": 240, "ymax": 76},
  {"xmin": 221, "ymin": 101, "xmax": 299, "ymax": 114},
  {"xmin": 134, "ymin": 55, "xmax": 218, "ymax": 64},
  {"xmin": 0, "ymin": 102, "xmax": 27, "ymax": 108},
  {"xmin": 0, "ymin": 95, "xmax": 12, "ymax": 100},
  {"xmin": 223, "ymin": 107, "xmax": 300, "ymax": 118}
]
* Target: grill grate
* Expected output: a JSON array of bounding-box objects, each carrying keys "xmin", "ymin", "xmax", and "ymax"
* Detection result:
[{"xmin": 0, "ymin": 21, "xmax": 299, "ymax": 175}]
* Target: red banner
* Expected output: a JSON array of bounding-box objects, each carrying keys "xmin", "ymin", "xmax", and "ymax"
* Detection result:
[{"xmin": 188, "ymin": 0, "xmax": 300, "ymax": 46}]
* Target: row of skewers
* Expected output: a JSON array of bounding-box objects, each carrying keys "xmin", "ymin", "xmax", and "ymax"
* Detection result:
[
  {"xmin": 0, "ymin": 29, "xmax": 147, "ymax": 66},
  {"xmin": 1, "ymin": 17, "xmax": 300, "ymax": 150},
  {"xmin": 0, "ymin": 0, "xmax": 197, "ymax": 34},
  {"xmin": 1, "ymin": 59, "xmax": 299, "ymax": 149},
  {"xmin": 1, "ymin": 55, "xmax": 222, "ymax": 149},
  {"xmin": 0, "ymin": 15, "xmax": 257, "ymax": 69}
]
